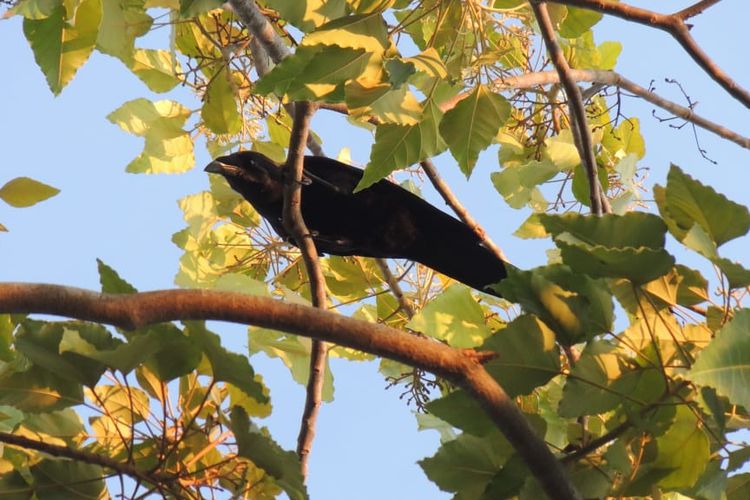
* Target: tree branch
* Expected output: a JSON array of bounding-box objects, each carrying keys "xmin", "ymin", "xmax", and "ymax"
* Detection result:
[
  {"xmin": 375, "ymin": 258, "xmax": 415, "ymax": 318},
  {"xmin": 282, "ymin": 101, "xmax": 328, "ymax": 477},
  {"xmin": 0, "ymin": 431, "xmax": 177, "ymax": 494},
  {"xmin": 0, "ymin": 282, "xmax": 581, "ymax": 500},
  {"xmin": 532, "ymin": 1, "xmax": 606, "ymax": 215},
  {"xmin": 548, "ymin": 0, "xmax": 750, "ymax": 108}
]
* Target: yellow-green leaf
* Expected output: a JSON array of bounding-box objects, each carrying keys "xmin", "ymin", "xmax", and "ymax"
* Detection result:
[
  {"xmin": 202, "ymin": 67, "xmax": 242, "ymax": 135},
  {"xmin": 96, "ymin": 0, "xmax": 152, "ymax": 64},
  {"xmin": 107, "ymin": 98, "xmax": 191, "ymax": 136},
  {"xmin": 439, "ymin": 85, "xmax": 510, "ymax": 176},
  {"xmin": 0, "ymin": 177, "xmax": 60, "ymax": 207},
  {"xmin": 129, "ymin": 48, "xmax": 181, "ymax": 93},
  {"xmin": 406, "ymin": 285, "xmax": 492, "ymax": 348},
  {"xmin": 22, "ymin": 0, "xmax": 102, "ymax": 95}
]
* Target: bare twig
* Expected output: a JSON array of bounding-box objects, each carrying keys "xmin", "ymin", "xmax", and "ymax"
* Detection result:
[
  {"xmin": 531, "ymin": 1, "xmax": 606, "ymax": 215},
  {"xmin": 0, "ymin": 282, "xmax": 581, "ymax": 500},
  {"xmin": 491, "ymin": 70, "xmax": 750, "ymax": 150},
  {"xmin": 548, "ymin": 0, "xmax": 750, "ymax": 108},
  {"xmin": 420, "ymin": 159, "xmax": 511, "ymax": 263},
  {"xmin": 0, "ymin": 431, "xmax": 177, "ymax": 494},
  {"xmin": 375, "ymin": 258, "xmax": 415, "ymax": 317}
]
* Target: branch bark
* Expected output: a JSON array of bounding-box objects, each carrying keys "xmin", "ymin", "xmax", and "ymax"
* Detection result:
[
  {"xmin": 0, "ymin": 282, "xmax": 581, "ymax": 500},
  {"xmin": 282, "ymin": 101, "xmax": 328, "ymax": 476},
  {"xmin": 532, "ymin": 1, "xmax": 606, "ymax": 215},
  {"xmin": 548, "ymin": 0, "xmax": 750, "ymax": 108}
]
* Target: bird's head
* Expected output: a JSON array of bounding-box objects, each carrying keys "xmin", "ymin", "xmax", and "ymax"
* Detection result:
[{"xmin": 204, "ymin": 151, "xmax": 282, "ymax": 185}]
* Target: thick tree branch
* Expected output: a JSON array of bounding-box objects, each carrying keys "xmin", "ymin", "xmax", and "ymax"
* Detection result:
[
  {"xmin": 420, "ymin": 159, "xmax": 511, "ymax": 263},
  {"xmin": 532, "ymin": 1, "xmax": 606, "ymax": 215},
  {"xmin": 0, "ymin": 431, "xmax": 177, "ymax": 494},
  {"xmin": 0, "ymin": 282, "xmax": 581, "ymax": 500},
  {"xmin": 549, "ymin": 0, "xmax": 750, "ymax": 108}
]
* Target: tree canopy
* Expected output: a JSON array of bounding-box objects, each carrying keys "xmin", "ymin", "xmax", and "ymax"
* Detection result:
[{"xmin": 2, "ymin": 0, "xmax": 750, "ymax": 498}]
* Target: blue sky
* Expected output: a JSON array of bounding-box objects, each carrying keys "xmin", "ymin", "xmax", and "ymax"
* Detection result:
[{"xmin": 2, "ymin": 1, "xmax": 749, "ymax": 498}]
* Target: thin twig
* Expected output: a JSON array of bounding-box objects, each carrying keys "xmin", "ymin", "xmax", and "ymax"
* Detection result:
[
  {"xmin": 0, "ymin": 431, "xmax": 178, "ymax": 493},
  {"xmin": 490, "ymin": 69, "xmax": 750, "ymax": 150},
  {"xmin": 375, "ymin": 258, "xmax": 415, "ymax": 318},
  {"xmin": 531, "ymin": 1, "xmax": 606, "ymax": 215},
  {"xmin": 548, "ymin": 0, "xmax": 750, "ymax": 108},
  {"xmin": 0, "ymin": 282, "xmax": 581, "ymax": 500}
]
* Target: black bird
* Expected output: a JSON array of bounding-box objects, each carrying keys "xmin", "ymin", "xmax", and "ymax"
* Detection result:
[{"xmin": 204, "ymin": 151, "xmax": 507, "ymax": 296}]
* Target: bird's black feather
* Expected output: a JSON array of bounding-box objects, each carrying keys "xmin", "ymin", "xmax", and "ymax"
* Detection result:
[{"xmin": 205, "ymin": 151, "xmax": 507, "ymax": 296}]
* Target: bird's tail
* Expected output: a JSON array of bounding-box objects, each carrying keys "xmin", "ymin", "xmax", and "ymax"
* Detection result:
[{"xmin": 407, "ymin": 235, "xmax": 507, "ymax": 297}]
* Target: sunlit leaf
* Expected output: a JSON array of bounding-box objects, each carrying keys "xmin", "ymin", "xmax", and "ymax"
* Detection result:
[
  {"xmin": 129, "ymin": 48, "xmax": 181, "ymax": 93},
  {"xmin": 690, "ymin": 309, "xmax": 750, "ymax": 409},
  {"xmin": 491, "ymin": 160, "xmax": 559, "ymax": 209},
  {"xmin": 482, "ymin": 315, "xmax": 561, "ymax": 397},
  {"xmin": 96, "ymin": 0, "xmax": 152, "ymax": 63},
  {"xmin": 0, "ymin": 177, "xmax": 59, "ymax": 208},
  {"xmin": 202, "ymin": 67, "xmax": 242, "ymax": 135},
  {"xmin": 653, "ymin": 406, "xmax": 710, "ymax": 489},
  {"xmin": 439, "ymin": 85, "xmax": 510, "ymax": 176},
  {"xmin": 406, "ymin": 285, "xmax": 492, "ymax": 348},
  {"xmin": 22, "ymin": 0, "xmax": 102, "ymax": 95}
]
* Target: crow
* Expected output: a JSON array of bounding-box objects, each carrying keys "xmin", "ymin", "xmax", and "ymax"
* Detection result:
[{"xmin": 204, "ymin": 151, "xmax": 507, "ymax": 296}]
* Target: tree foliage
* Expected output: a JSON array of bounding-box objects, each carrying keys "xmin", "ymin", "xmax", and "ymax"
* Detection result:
[{"xmin": 2, "ymin": 0, "xmax": 750, "ymax": 498}]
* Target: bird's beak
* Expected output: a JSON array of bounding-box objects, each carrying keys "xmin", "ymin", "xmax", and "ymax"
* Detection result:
[{"xmin": 204, "ymin": 160, "xmax": 243, "ymax": 176}]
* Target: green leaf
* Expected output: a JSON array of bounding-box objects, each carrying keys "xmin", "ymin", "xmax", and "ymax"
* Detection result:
[
  {"xmin": 125, "ymin": 128, "xmax": 194, "ymax": 174},
  {"xmin": 231, "ymin": 407, "xmax": 308, "ymax": 500},
  {"xmin": 22, "ymin": 0, "xmax": 102, "ymax": 95},
  {"xmin": 538, "ymin": 212, "xmax": 667, "ymax": 249},
  {"xmin": 96, "ymin": 258, "xmax": 137, "ymax": 294},
  {"xmin": 30, "ymin": 460, "xmax": 105, "ymax": 499},
  {"xmin": 179, "ymin": 0, "xmax": 222, "ymax": 17},
  {"xmin": 345, "ymin": 81, "xmax": 422, "ymax": 125},
  {"xmin": 656, "ymin": 165, "xmax": 750, "ymax": 248},
  {"xmin": 426, "ymin": 390, "xmax": 495, "ymax": 436},
  {"xmin": 302, "ymin": 12, "xmax": 389, "ymax": 52},
  {"xmin": 689, "ymin": 309, "xmax": 750, "ymax": 409},
  {"xmin": 21, "ymin": 408, "xmax": 84, "ymax": 442},
  {"xmin": 406, "ymin": 285, "xmax": 492, "ymax": 348},
  {"xmin": 497, "ymin": 266, "xmax": 613, "ymax": 346},
  {"xmin": 653, "ymin": 406, "xmax": 710, "ymax": 489},
  {"xmin": 419, "ymin": 430, "xmax": 511, "ymax": 498},
  {"xmin": 96, "ymin": 0, "xmax": 152, "ymax": 64},
  {"xmin": 713, "ymin": 257, "xmax": 750, "ymax": 289},
  {"xmin": 254, "ymin": 45, "xmax": 369, "ymax": 101},
  {"xmin": 186, "ymin": 322, "xmax": 268, "ymax": 403},
  {"xmin": 0, "ymin": 177, "xmax": 59, "ymax": 208},
  {"xmin": 8, "ymin": 0, "xmax": 60, "ymax": 19},
  {"xmin": 15, "ymin": 321, "xmax": 117, "ymax": 387},
  {"xmin": 202, "ymin": 67, "xmax": 242, "ymax": 135},
  {"xmin": 482, "ymin": 315, "xmax": 561, "ymax": 397},
  {"xmin": 491, "ymin": 159, "xmax": 559, "ymax": 209},
  {"xmin": 439, "ymin": 85, "xmax": 510, "ymax": 176},
  {"xmin": 558, "ymin": 6, "xmax": 602, "ymax": 38},
  {"xmin": 558, "ymin": 339, "xmax": 665, "ymax": 417},
  {"xmin": 358, "ymin": 101, "xmax": 445, "ymax": 189},
  {"xmin": 129, "ymin": 48, "xmax": 181, "ymax": 93},
  {"xmin": 248, "ymin": 328, "xmax": 334, "ymax": 402},
  {"xmin": 538, "ymin": 212, "xmax": 675, "ymax": 283},
  {"xmin": 557, "ymin": 239, "xmax": 675, "ymax": 284},
  {"xmin": 270, "ymin": 0, "xmax": 346, "ymax": 33}
]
